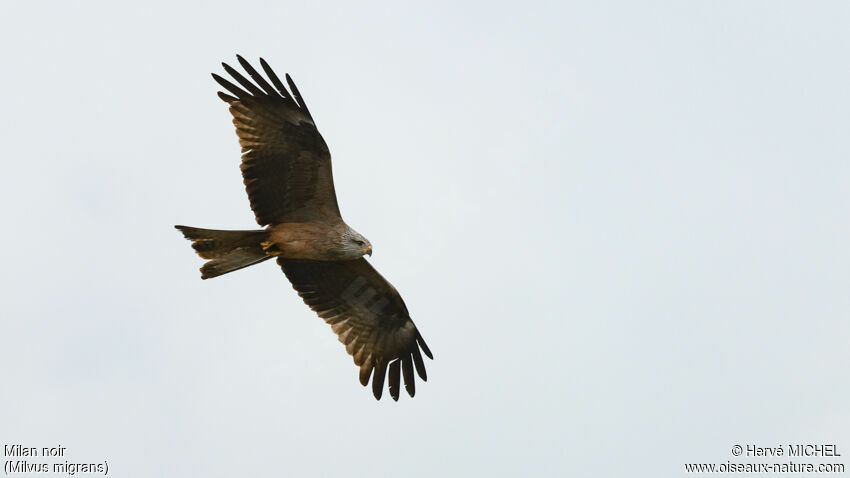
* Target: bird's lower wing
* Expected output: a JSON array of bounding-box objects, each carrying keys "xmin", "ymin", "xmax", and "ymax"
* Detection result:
[{"xmin": 278, "ymin": 257, "xmax": 432, "ymax": 400}]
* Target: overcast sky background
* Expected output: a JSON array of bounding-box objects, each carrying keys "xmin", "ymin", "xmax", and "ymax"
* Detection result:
[{"xmin": 1, "ymin": 1, "xmax": 849, "ymax": 476}]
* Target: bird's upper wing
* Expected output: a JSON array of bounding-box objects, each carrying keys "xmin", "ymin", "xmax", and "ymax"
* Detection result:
[
  {"xmin": 279, "ymin": 257, "xmax": 433, "ymax": 400},
  {"xmin": 212, "ymin": 56, "xmax": 341, "ymax": 225}
]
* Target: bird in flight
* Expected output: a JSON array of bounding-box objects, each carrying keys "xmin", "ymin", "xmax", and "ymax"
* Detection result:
[{"xmin": 175, "ymin": 55, "xmax": 432, "ymax": 400}]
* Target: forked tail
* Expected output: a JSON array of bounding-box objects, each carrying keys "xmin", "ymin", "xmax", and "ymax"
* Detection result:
[{"xmin": 175, "ymin": 225, "xmax": 271, "ymax": 279}]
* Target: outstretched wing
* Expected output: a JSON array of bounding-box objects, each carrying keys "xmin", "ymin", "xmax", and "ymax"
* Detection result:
[
  {"xmin": 279, "ymin": 258, "xmax": 433, "ymax": 400},
  {"xmin": 212, "ymin": 56, "xmax": 341, "ymax": 225}
]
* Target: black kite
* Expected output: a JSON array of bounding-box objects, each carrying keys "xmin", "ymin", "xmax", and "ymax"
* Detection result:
[{"xmin": 175, "ymin": 56, "xmax": 432, "ymax": 401}]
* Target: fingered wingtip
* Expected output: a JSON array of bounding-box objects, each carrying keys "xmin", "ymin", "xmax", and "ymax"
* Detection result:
[
  {"xmin": 417, "ymin": 333, "xmax": 433, "ymax": 360},
  {"xmin": 211, "ymin": 72, "xmax": 228, "ymax": 86},
  {"xmin": 217, "ymin": 91, "xmax": 238, "ymax": 103}
]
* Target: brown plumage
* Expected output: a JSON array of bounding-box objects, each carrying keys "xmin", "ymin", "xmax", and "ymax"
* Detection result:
[{"xmin": 175, "ymin": 56, "xmax": 432, "ymax": 400}]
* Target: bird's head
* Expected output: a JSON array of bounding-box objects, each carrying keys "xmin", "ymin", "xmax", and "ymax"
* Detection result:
[{"xmin": 341, "ymin": 228, "xmax": 372, "ymax": 258}]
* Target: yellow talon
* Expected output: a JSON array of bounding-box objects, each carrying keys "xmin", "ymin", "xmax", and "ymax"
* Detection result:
[{"xmin": 261, "ymin": 241, "xmax": 282, "ymax": 256}]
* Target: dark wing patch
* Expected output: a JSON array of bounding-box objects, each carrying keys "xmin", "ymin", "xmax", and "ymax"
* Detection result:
[
  {"xmin": 213, "ymin": 56, "xmax": 341, "ymax": 225},
  {"xmin": 279, "ymin": 258, "xmax": 433, "ymax": 401}
]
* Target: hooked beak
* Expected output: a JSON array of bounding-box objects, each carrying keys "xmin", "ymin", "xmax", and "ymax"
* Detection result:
[{"xmin": 363, "ymin": 246, "xmax": 372, "ymax": 256}]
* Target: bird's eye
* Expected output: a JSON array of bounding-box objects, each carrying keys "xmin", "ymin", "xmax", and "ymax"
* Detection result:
[{"xmin": 355, "ymin": 239, "xmax": 365, "ymax": 246}]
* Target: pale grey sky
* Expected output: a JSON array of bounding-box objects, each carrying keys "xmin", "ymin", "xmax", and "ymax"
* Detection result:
[{"xmin": 1, "ymin": 1, "xmax": 848, "ymax": 476}]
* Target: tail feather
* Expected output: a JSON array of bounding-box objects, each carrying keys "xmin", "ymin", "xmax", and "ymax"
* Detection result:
[{"xmin": 175, "ymin": 225, "xmax": 271, "ymax": 279}]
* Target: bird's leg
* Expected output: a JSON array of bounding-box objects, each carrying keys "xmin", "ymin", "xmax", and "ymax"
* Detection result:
[{"xmin": 261, "ymin": 241, "xmax": 282, "ymax": 256}]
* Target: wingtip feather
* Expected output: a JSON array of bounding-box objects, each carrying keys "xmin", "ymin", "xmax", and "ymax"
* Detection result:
[
  {"xmin": 388, "ymin": 360, "xmax": 401, "ymax": 401},
  {"xmin": 372, "ymin": 360, "xmax": 387, "ymax": 400},
  {"xmin": 411, "ymin": 346, "xmax": 428, "ymax": 381},
  {"xmin": 417, "ymin": 333, "xmax": 433, "ymax": 360},
  {"xmin": 217, "ymin": 91, "xmax": 238, "ymax": 103},
  {"xmin": 402, "ymin": 355, "xmax": 415, "ymax": 397}
]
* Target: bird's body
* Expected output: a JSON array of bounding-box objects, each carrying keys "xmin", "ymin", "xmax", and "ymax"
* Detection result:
[
  {"xmin": 263, "ymin": 221, "xmax": 368, "ymax": 261},
  {"xmin": 175, "ymin": 56, "xmax": 431, "ymax": 401}
]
